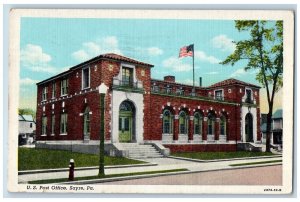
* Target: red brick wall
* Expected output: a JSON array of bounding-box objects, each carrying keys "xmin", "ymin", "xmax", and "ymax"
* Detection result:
[{"xmin": 148, "ymin": 93, "xmax": 240, "ymax": 141}]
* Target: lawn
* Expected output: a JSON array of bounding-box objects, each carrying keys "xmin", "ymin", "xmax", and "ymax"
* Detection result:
[
  {"xmin": 29, "ymin": 168, "xmax": 188, "ymax": 184},
  {"xmin": 171, "ymin": 151, "xmax": 275, "ymax": 160},
  {"xmin": 18, "ymin": 148, "xmax": 145, "ymax": 171}
]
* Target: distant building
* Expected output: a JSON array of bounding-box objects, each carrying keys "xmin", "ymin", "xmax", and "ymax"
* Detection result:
[
  {"xmin": 19, "ymin": 114, "xmax": 36, "ymax": 145},
  {"xmin": 260, "ymin": 109, "xmax": 282, "ymax": 146}
]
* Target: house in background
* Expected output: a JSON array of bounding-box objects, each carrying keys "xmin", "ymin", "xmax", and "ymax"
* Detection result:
[
  {"xmin": 260, "ymin": 109, "xmax": 282, "ymax": 147},
  {"xmin": 19, "ymin": 114, "xmax": 36, "ymax": 145}
]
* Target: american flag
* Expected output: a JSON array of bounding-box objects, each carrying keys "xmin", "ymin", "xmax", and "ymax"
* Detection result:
[{"xmin": 179, "ymin": 44, "xmax": 194, "ymax": 58}]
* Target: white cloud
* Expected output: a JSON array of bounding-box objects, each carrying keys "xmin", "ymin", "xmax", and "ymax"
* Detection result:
[
  {"xmin": 231, "ymin": 68, "xmax": 259, "ymax": 78},
  {"xmin": 162, "ymin": 56, "xmax": 192, "ymax": 72},
  {"xmin": 205, "ymin": 71, "xmax": 219, "ymax": 75},
  {"xmin": 20, "ymin": 78, "xmax": 39, "ymax": 85},
  {"xmin": 147, "ymin": 47, "xmax": 163, "ymax": 56},
  {"xmin": 72, "ymin": 36, "xmax": 122, "ymax": 62},
  {"xmin": 194, "ymin": 51, "xmax": 221, "ymax": 64},
  {"xmin": 211, "ymin": 34, "xmax": 236, "ymax": 52},
  {"xmin": 21, "ymin": 44, "xmax": 51, "ymax": 66},
  {"xmin": 231, "ymin": 68, "xmax": 247, "ymax": 77},
  {"xmin": 21, "ymin": 44, "xmax": 59, "ymax": 73}
]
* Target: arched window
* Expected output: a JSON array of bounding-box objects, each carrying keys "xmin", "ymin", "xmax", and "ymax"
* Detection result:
[
  {"xmin": 194, "ymin": 112, "xmax": 203, "ymax": 135},
  {"xmin": 207, "ymin": 112, "xmax": 215, "ymax": 135},
  {"xmin": 179, "ymin": 111, "xmax": 188, "ymax": 134},
  {"xmin": 163, "ymin": 110, "xmax": 173, "ymax": 134},
  {"xmin": 220, "ymin": 115, "xmax": 226, "ymax": 136}
]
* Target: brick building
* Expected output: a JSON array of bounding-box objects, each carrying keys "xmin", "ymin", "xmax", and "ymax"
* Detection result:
[{"xmin": 36, "ymin": 53, "xmax": 261, "ymax": 156}]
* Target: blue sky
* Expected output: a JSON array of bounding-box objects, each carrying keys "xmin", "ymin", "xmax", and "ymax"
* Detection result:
[{"xmin": 19, "ymin": 17, "xmax": 281, "ymax": 113}]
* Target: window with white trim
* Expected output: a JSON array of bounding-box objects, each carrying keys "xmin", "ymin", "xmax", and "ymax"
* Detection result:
[
  {"xmin": 215, "ymin": 90, "xmax": 223, "ymax": 100},
  {"xmin": 194, "ymin": 112, "xmax": 203, "ymax": 135},
  {"xmin": 42, "ymin": 116, "xmax": 47, "ymax": 135},
  {"xmin": 179, "ymin": 111, "xmax": 188, "ymax": 134},
  {"xmin": 61, "ymin": 79, "xmax": 68, "ymax": 96},
  {"xmin": 52, "ymin": 82, "xmax": 56, "ymax": 98},
  {"xmin": 42, "ymin": 87, "xmax": 48, "ymax": 101},
  {"xmin": 220, "ymin": 115, "xmax": 226, "ymax": 136},
  {"xmin": 163, "ymin": 110, "xmax": 173, "ymax": 134},
  {"xmin": 82, "ymin": 67, "xmax": 90, "ymax": 89},
  {"xmin": 60, "ymin": 113, "xmax": 68, "ymax": 134},
  {"xmin": 51, "ymin": 115, "xmax": 55, "ymax": 135},
  {"xmin": 207, "ymin": 113, "xmax": 216, "ymax": 135}
]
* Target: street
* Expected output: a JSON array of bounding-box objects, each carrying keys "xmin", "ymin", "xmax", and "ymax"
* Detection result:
[{"xmin": 98, "ymin": 165, "xmax": 282, "ymax": 185}]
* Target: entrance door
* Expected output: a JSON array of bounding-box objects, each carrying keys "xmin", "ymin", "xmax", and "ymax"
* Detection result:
[
  {"xmin": 119, "ymin": 113, "xmax": 132, "ymax": 142},
  {"xmin": 245, "ymin": 113, "xmax": 253, "ymax": 142},
  {"xmin": 119, "ymin": 101, "xmax": 134, "ymax": 143}
]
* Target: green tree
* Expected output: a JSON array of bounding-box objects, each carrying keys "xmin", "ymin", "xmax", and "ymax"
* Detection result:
[
  {"xmin": 221, "ymin": 20, "xmax": 283, "ymax": 152},
  {"xmin": 18, "ymin": 108, "xmax": 36, "ymax": 120}
]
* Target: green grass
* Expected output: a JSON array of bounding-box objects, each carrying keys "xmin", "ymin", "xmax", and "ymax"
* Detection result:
[
  {"xmin": 230, "ymin": 160, "xmax": 282, "ymax": 167},
  {"xmin": 171, "ymin": 151, "xmax": 275, "ymax": 160},
  {"xmin": 18, "ymin": 148, "xmax": 145, "ymax": 171},
  {"xmin": 29, "ymin": 168, "xmax": 188, "ymax": 184}
]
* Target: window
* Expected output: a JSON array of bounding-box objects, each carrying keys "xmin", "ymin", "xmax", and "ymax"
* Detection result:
[
  {"xmin": 52, "ymin": 82, "xmax": 56, "ymax": 98},
  {"xmin": 179, "ymin": 111, "xmax": 188, "ymax": 134},
  {"xmin": 152, "ymin": 85, "xmax": 159, "ymax": 92},
  {"xmin": 122, "ymin": 67, "xmax": 133, "ymax": 86},
  {"xmin": 207, "ymin": 113, "xmax": 215, "ymax": 135},
  {"xmin": 163, "ymin": 110, "xmax": 173, "ymax": 134},
  {"xmin": 166, "ymin": 86, "xmax": 172, "ymax": 94},
  {"xmin": 82, "ymin": 67, "xmax": 90, "ymax": 89},
  {"xmin": 42, "ymin": 116, "xmax": 47, "ymax": 135},
  {"xmin": 51, "ymin": 115, "xmax": 55, "ymax": 135},
  {"xmin": 61, "ymin": 79, "xmax": 68, "ymax": 96},
  {"xmin": 194, "ymin": 112, "xmax": 203, "ymax": 135},
  {"xmin": 42, "ymin": 87, "xmax": 48, "ymax": 101},
  {"xmin": 215, "ymin": 90, "xmax": 223, "ymax": 100},
  {"xmin": 30, "ymin": 123, "xmax": 33, "ymax": 128},
  {"xmin": 176, "ymin": 88, "xmax": 184, "ymax": 95},
  {"xmin": 220, "ymin": 115, "xmax": 226, "ymax": 136},
  {"xmin": 83, "ymin": 107, "xmax": 90, "ymax": 135},
  {"xmin": 60, "ymin": 113, "xmax": 67, "ymax": 134},
  {"xmin": 246, "ymin": 89, "xmax": 252, "ymax": 103}
]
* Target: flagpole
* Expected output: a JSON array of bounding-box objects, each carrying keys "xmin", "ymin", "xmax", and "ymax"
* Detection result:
[{"xmin": 192, "ymin": 44, "xmax": 195, "ymax": 94}]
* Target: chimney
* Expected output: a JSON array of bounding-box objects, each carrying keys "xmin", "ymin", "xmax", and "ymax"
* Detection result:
[
  {"xmin": 199, "ymin": 77, "xmax": 202, "ymax": 87},
  {"xmin": 164, "ymin": 75, "xmax": 175, "ymax": 83}
]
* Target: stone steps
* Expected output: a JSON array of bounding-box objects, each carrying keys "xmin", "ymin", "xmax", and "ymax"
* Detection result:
[{"xmin": 119, "ymin": 143, "xmax": 164, "ymax": 158}]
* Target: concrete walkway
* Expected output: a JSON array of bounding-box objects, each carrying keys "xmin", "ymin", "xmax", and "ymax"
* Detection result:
[{"xmin": 18, "ymin": 156, "xmax": 282, "ymax": 183}]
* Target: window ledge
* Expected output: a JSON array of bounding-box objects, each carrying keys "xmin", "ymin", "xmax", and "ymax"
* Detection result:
[
  {"xmin": 50, "ymin": 134, "xmax": 55, "ymax": 136},
  {"xmin": 60, "ymin": 94, "xmax": 68, "ymax": 97},
  {"xmin": 59, "ymin": 133, "xmax": 67, "ymax": 136},
  {"xmin": 82, "ymin": 87, "xmax": 90, "ymax": 90},
  {"xmin": 41, "ymin": 134, "xmax": 47, "ymax": 136}
]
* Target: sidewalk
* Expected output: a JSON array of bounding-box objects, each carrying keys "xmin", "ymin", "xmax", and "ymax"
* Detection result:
[{"xmin": 18, "ymin": 156, "xmax": 282, "ymax": 184}]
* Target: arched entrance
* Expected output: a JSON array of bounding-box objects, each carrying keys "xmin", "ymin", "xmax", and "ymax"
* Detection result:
[
  {"xmin": 245, "ymin": 113, "xmax": 253, "ymax": 142},
  {"xmin": 119, "ymin": 100, "xmax": 136, "ymax": 142}
]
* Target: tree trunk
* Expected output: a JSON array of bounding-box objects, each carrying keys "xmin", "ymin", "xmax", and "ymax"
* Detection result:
[{"xmin": 265, "ymin": 103, "xmax": 273, "ymax": 152}]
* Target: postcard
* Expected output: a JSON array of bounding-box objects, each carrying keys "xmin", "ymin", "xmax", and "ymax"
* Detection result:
[{"xmin": 8, "ymin": 9, "xmax": 294, "ymax": 194}]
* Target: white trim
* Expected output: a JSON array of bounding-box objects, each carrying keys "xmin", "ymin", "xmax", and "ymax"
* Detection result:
[
  {"xmin": 111, "ymin": 90, "xmax": 144, "ymax": 143},
  {"xmin": 214, "ymin": 88, "xmax": 224, "ymax": 100},
  {"xmin": 59, "ymin": 133, "xmax": 68, "ymax": 136},
  {"xmin": 50, "ymin": 134, "xmax": 55, "ymax": 136},
  {"xmin": 81, "ymin": 66, "xmax": 91, "ymax": 90},
  {"xmin": 41, "ymin": 134, "xmax": 47, "ymax": 137}
]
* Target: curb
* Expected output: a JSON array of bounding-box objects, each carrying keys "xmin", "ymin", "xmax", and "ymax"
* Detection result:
[
  {"xmin": 18, "ymin": 163, "xmax": 158, "ymax": 175},
  {"xmin": 167, "ymin": 154, "xmax": 282, "ymax": 163},
  {"xmin": 58, "ymin": 163, "xmax": 282, "ymax": 185}
]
